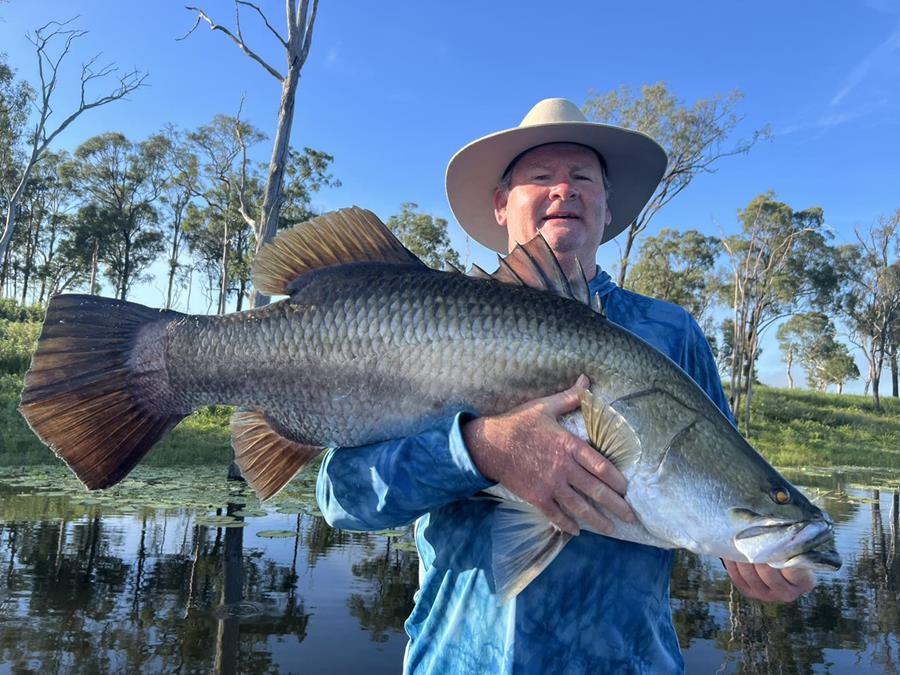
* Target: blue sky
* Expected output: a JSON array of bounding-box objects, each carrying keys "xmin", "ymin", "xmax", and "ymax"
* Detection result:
[{"xmin": 1, "ymin": 1, "xmax": 899, "ymax": 393}]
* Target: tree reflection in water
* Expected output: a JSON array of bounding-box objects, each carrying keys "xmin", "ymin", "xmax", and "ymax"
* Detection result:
[{"xmin": 0, "ymin": 471, "xmax": 897, "ymax": 673}]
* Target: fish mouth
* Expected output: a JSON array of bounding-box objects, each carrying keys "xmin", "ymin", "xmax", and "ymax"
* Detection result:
[{"xmin": 732, "ymin": 515, "xmax": 839, "ymax": 568}]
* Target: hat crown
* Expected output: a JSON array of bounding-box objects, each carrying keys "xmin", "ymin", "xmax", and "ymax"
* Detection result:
[{"xmin": 520, "ymin": 98, "xmax": 588, "ymax": 127}]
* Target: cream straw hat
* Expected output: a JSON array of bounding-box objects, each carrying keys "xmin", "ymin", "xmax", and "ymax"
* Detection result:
[{"xmin": 445, "ymin": 98, "xmax": 667, "ymax": 253}]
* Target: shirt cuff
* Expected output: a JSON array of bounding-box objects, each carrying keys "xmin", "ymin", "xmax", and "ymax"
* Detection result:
[{"xmin": 447, "ymin": 411, "xmax": 495, "ymax": 492}]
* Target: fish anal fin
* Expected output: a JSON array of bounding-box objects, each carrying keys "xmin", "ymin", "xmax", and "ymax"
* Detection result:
[
  {"xmin": 578, "ymin": 387, "xmax": 642, "ymax": 471},
  {"xmin": 492, "ymin": 499, "xmax": 572, "ymax": 603},
  {"xmin": 251, "ymin": 207, "xmax": 425, "ymax": 296},
  {"xmin": 230, "ymin": 410, "xmax": 323, "ymax": 501}
]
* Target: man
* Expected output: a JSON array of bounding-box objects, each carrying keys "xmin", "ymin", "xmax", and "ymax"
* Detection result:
[{"xmin": 316, "ymin": 99, "xmax": 815, "ymax": 673}]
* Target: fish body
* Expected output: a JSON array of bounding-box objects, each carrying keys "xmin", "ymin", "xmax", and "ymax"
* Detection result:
[{"xmin": 19, "ymin": 207, "xmax": 840, "ymax": 599}]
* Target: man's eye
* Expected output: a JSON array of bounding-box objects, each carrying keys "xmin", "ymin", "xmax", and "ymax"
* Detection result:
[{"xmin": 574, "ymin": 174, "xmax": 593, "ymax": 181}]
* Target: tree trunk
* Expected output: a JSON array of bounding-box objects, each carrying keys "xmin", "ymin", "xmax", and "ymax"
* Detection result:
[
  {"xmin": 616, "ymin": 224, "xmax": 638, "ymax": 288},
  {"xmin": 250, "ymin": 62, "xmax": 301, "ymax": 310},
  {"xmin": 891, "ymin": 345, "xmax": 898, "ymax": 398},
  {"xmin": 786, "ymin": 349, "xmax": 794, "ymax": 389},
  {"xmin": 218, "ymin": 220, "xmax": 229, "ymax": 316},
  {"xmin": 89, "ymin": 240, "xmax": 99, "ymax": 295}
]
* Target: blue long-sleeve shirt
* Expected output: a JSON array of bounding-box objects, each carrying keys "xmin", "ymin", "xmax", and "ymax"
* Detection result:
[{"xmin": 316, "ymin": 269, "xmax": 734, "ymax": 674}]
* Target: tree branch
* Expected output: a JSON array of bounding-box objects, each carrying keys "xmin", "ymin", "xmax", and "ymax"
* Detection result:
[{"xmin": 183, "ymin": 5, "xmax": 284, "ymax": 81}]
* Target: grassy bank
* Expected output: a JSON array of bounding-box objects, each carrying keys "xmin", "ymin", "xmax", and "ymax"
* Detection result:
[
  {"xmin": 2, "ymin": 371, "xmax": 899, "ymax": 470},
  {"xmin": 0, "ymin": 374, "xmax": 233, "ymax": 466},
  {"xmin": 746, "ymin": 385, "xmax": 900, "ymax": 469}
]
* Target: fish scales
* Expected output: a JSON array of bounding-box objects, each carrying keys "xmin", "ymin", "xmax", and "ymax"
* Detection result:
[{"xmin": 162, "ymin": 265, "xmax": 661, "ymax": 448}]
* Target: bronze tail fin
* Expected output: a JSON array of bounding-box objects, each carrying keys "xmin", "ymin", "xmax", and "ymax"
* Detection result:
[{"xmin": 19, "ymin": 294, "xmax": 187, "ymax": 490}]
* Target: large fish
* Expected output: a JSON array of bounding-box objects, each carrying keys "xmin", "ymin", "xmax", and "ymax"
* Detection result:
[{"xmin": 19, "ymin": 207, "xmax": 840, "ymax": 599}]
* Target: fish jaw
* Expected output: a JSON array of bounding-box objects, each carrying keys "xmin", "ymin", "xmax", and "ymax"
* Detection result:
[{"xmin": 731, "ymin": 512, "xmax": 838, "ymax": 567}]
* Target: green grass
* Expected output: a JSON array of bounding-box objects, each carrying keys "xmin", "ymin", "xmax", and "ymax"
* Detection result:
[
  {"xmin": 745, "ymin": 385, "xmax": 900, "ymax": 469},
  {"xmin": 3, "ymin": 368, "xmax": 900, "ymax": 471}
]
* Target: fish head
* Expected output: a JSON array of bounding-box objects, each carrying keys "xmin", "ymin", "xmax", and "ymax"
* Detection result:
[{"xmin": 627, "ymin": 414, "xmax": 841, "ymax": 571}]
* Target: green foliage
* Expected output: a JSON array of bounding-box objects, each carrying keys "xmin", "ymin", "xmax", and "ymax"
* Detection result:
[
  {"xmin": 0, "ymin": 298, "xmax": 44, "ymax": 322},
  {"xmin": 0, "ymin": 321, "xmax": 40, "ymax": 374},
  {"xmin": 748, "ymin": 385, "xmax": 900, "ymax": 468},
  {"xmin": 629, "ymin": 228, "xmax": 720, "ymax": 320},
  {"xmin": 583, "ymin": 82, "xmax": 768, "ymax": 285},
  {"xmin": 387, "ymin": 203, "xmax": 462, "ymax": 269}
]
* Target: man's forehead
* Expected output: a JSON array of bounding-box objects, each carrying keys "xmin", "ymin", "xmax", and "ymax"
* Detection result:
[{"xmin": 513, "ymin": 143, "xmax": 603, "ymax": 170}]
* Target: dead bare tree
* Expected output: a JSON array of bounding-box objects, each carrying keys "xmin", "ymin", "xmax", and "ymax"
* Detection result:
[
  {"xmin": 183, "ymin": 0, "xmax": 320, "ymax": 308},
  {"xmin": 0, "ymin": 18, "xmax": 147, "ymax": 268}
]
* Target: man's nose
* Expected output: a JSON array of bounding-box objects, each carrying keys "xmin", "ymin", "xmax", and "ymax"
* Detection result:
[{"xmin": 549, "ymin": 180, "xmax": 578, "ymax": 200}]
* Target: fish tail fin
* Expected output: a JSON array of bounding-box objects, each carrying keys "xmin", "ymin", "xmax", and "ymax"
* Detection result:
[{"xmin": 19, "ymin": 294, "xmax": 188, "ymax": 490}]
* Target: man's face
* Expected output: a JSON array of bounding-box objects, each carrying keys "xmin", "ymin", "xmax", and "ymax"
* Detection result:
[{"xmin": 493, "ymin": 143, "xmax": 612, "ymax": 278}]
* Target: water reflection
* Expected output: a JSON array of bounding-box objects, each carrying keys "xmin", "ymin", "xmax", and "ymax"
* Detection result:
[{"xmin": 0, "ymin": 467, "xmax": 897, "ymax": 673}]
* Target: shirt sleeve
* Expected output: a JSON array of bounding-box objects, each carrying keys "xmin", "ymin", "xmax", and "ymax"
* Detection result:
[{"xmin": 315, "ymin": 412, "xmax": 494, "ymax": 531}]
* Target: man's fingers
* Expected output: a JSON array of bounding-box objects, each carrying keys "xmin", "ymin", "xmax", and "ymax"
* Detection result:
[
  {"xmin": 532, "ymin": 495, "xmax": 580, "ymax": 536},
  {"xmin": 573, "ymin": 444, "xmax": 628, "ymax": 496},
  {"xmin": 723, "ymin": 560, "xmax": 816, "ymax": 603},
  {"xmin": 554, "ymin": 485, "xmax": 612, "ymax": 535},
  {"xmin": 568, "ymin": 465, "xmax": 635, "ymax": 524},
  {"xmin": 538, "ymin": 374, "xmax": 590, "ymax": 417}
]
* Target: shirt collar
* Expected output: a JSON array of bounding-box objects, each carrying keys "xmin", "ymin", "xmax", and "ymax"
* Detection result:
[{"xmin": 588, "ymin": 266, "xmax": 617, "ymax": 299}]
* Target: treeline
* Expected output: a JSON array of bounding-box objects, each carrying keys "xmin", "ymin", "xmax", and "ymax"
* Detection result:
[{"xmin": 626, "ymin": 195, "xmax": 900, "ymax": 426}]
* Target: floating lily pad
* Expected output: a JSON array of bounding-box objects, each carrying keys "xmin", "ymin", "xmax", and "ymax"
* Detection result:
[
  {"xmin": 256, "ymin": 530, "xmax": 297, "ymax": 539},
  {"xmin": 195, "ymin": 515, "xmax": 240, "ymax": 526},
  {"xmin": 232, "ymin": 508, "xmax": 267, "ymax": 518}
]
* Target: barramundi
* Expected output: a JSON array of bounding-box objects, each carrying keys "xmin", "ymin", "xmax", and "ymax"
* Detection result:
[{"xmin": 19, "ymin": 207, "xmax": 840, "ymax": 599}]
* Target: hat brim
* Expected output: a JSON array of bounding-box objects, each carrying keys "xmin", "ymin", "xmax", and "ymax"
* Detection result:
[{"xmin": 446, "ymin": 121, "xmax": 667, "ymax": 253}]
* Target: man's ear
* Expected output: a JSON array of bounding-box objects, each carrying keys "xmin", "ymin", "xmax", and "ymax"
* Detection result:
[{"xmin": 493, "ymin": 188, "xmax": 508, "ymax": 227}]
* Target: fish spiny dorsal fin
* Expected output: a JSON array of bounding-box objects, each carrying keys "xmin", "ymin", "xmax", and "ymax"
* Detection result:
[
  {"xmin": 251, "ymin": 207, "xmax": 425, "ymax": 296},
  {"xmin": 445, "ymin": 261, "xmax": 465, "ymax": 274},
  {"xmin": 468, "ymin": 263, "xmax": 493, "ymax": 280},
  {"xmin": 487, "ymin": 235, "xmax": 594, "ymax": 307},
  {"xmin": 569, "ymin": 256, "xmax": 592, "ymax": 307},
  {"xmin": 593, "ymin": 292, "xmax": 607, "ymax": 317},
  {"xmin": 578, "ymin": 387, "xmax": 642, "ymax": 470},
  {"xmin": 493, "ymin": 255, "xmax": 526, "ymax": 286}
]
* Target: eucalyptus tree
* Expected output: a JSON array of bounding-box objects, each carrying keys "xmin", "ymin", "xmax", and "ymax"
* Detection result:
[
  {"xmin": 158, "ymin": 126, "xmax": 200, "ymax": 310},
  {"xmin": 0, "ymin": 20, "xmax": 146, "ymax": 268},
  {"xmin": 721, "ymin": 193, "xmax": 839, "ymax": 433},
  {"xmin": 183, "ymin": 0, "xmax": 320, "ymax": 308},
  {"xmin": 64, "ymin": 132, "xmax": 167, "ymax": 300},
  {"xmin": 583, "ymin": 82, "xmax": 768, "ymax": 287},
  {"xmin": 629, "ymin": 228, "xmax": 721, "ymax": 324},
  {"xmin": 387, "ymin": 203, "xmax": 462, "ymax": 270},
  {"xmin": 839, "ymin": 211, "xmax": 900, "ymax": 409}
]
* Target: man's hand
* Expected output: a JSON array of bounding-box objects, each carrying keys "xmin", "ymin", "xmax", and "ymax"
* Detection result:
[
  {"xmin": 723, "ymin": 560, "xmax": 816, "ymax": 603},
  {"xmin": 462, "ymin": 374, "xmax": 636, "ymax": 536}
]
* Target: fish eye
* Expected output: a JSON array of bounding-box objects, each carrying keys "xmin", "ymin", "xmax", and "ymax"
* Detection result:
[{"xmin": 771, "ymin": 487, "xmax": 791, "ymax": 505}]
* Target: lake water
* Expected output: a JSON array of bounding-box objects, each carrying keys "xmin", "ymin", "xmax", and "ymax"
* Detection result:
[{"xmin": 0, "ymin": 465, "xmax": 897, "ymax": 674}]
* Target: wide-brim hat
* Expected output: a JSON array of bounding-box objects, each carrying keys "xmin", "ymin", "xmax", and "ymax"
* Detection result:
[{"xmin": 446, "ymin": 98, "xmax": 668, "ymax": 253}]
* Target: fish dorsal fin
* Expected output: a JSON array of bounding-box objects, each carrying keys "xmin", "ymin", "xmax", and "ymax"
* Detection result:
[
  {"xmin": 578, "ymin": 387, "xmax": 642, "ymax": 471},
  {"xmin": 593, "ymin": 292, "xmax": 606, "ymax": 317},
  {"xmin": 445, "ymin": 261, "xmax": 464, "ymax": 274},
  {"xmin": 486, "ymin": 235, "xmax": 593, "ymax": 307},
  {"xmin": 468, "ymin": 263, "xmax": 493, "ymax": 280},
  {"xmin": 230, "ymin": 410, "xmax": 324, "ymax": 500},
  {"xmin": 251, "ymin": 207, "xmax": 425, "ymax": 296}
]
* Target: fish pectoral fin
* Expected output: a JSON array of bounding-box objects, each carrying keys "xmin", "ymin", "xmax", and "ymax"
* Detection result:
[
  {"xmin": 491, "ymin": 499, "xmax": 572, "ymax": 603},
  {"xmin": 251, "ymin": 207, "xmax": 425, "ymax": 296},
  {"xmin": 485, "ymin": 234, "xmax": 593, "ymax": 307},
  {"xmin": 230, "ymin": 410, "xmax": 324, "ymax": 501},
  {"xmin": 578, "ymin": 387, "xmax": 642, "ymax": 470}
]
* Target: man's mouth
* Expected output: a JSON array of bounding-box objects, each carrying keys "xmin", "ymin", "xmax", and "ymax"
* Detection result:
[{"xmin": 542, "ymin": 212, "xmax": 580, "ymax": 221}]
